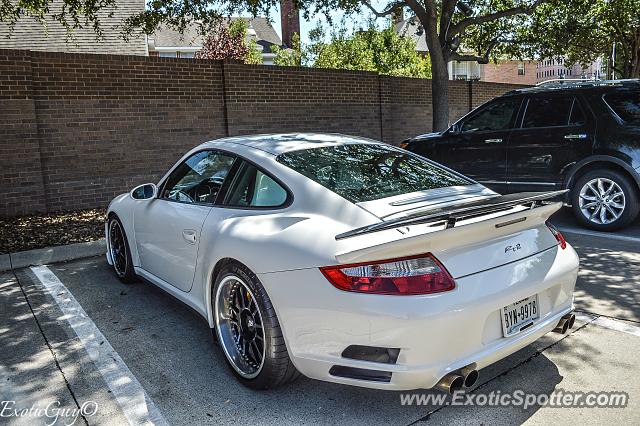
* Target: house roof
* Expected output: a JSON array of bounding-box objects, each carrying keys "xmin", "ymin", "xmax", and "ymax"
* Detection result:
[
  {"xmin": 395, "ymin": 16, "xmax": 428, "ymax": 53},
  {"xmin": 0, "ymin": 0, "xmax": 147, "ymax": 55},
  {"xmin": 148, "ymin": 17, "xmax": 282, "ymax": 53}
]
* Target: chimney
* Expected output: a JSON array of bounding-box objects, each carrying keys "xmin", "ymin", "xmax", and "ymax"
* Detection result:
[{"xmin": 280, "ymin": 0, "xmax": 300, "ymax": 48}]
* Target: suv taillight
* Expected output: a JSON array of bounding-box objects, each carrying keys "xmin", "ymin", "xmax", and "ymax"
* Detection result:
[
  {"xmin": 320, "ymin": 254, "xmax": 455, "ymax": 295},
  {"xmin": 546, "ymin": 222, "xmax": 567, "ymax": 249}
]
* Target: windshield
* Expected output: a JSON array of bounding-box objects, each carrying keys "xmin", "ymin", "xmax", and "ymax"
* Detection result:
[{"xmin": 276, "ymin": 144, "xmax": 472, "ymax": 203}]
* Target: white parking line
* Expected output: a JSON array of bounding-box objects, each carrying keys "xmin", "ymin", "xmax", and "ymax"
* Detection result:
[
  {"xmin": 558, "ymin": 226, "xmax": 640, "ymax": 243},
  {"xmin": 575, "ymin": 312, "xmax": 640, "ymax": 337},
  {"xmin": 30, "ymin": 265, "xmax": 168, "ymax": 426}
]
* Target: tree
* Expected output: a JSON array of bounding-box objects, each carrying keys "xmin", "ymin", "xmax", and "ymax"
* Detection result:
[
  {"xmin": 271, "ymin": 33, "xmax": 303, "ymax": 66},
  {"xmin": 2, "ymin": 0, "xmax": 551, "ymax": 130},
  {"xmin": 518, "ymin": 0, "xmax": 640, "ymax": 79},
  {"xmin": 305, "ymin": 21, "xmax": 431, "ymax": 77},
  {"xmin": 195, "ymin": 19, "xmax": 262, "ymax": 64}
]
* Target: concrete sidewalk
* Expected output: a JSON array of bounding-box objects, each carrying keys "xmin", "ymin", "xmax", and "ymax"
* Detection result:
[{"xmin": 0, "ymin": 269, "xmax": 129, "ymax": 425}]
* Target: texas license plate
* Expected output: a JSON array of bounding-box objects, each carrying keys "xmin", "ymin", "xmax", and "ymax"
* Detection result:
[{"xmin": 501, "ymin": 294, "xmax": 540, "ymax": 337}]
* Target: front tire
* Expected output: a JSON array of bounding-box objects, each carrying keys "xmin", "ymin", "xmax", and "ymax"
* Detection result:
[
  {"xmin": 571, "ymin": 169, "xmax": 640, "ymax": 231},
  {"xmin": 213, "ymin": 262, "xmax": 300, "ymax": 389},
  {"xmin": 107, "ymin": 215, "xmax": 136, "ymax": 283}
]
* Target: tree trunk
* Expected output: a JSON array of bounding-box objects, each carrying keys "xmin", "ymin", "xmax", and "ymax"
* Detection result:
[{"xmin": 431, "ymin": 51, "xmax": 450, "ymax": 132}]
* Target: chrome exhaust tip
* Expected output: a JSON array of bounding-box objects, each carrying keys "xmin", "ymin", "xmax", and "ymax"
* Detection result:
[
  {"xmin": 565, "ymin": 313, "xmax": 576, "ymax": 329},
  {"xmin": 435, "ymin": 373, "xmax": 465, "ymax": 394},
  {"xmin": 554, "ymin": 318, "xmax": 569, "ymax": 334},
  {"xmin": 460, "ymin": 363, "xmax": 479, "ymax": 388}
]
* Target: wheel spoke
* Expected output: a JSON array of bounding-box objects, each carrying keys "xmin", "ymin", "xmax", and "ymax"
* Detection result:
[
  {"xmin": 609, "ymin": 200, "xmax": 624, "ymax": 209},
  {"xmin": 582, "ymin": 201, "xmax": 598, "ymax": 209},
  {"xmin": 599, "ymin": 204, "xmax": 608, "ymax": 223},
  {"xmin": 604, "ymin": 204, "xmax": 620, "ymax": 219},
  {"xmin": 580, "ymin": 194, "xmax": 597, "ymax": 201},
  {"xmin": 597, "ymin": 178, "xmax": 606, "ymax": 196}
]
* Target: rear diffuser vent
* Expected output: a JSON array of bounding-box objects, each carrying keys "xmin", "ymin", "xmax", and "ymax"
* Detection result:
[{"xmin": 329, "ymin": 366, "xmax": 392, "ymax": 383}]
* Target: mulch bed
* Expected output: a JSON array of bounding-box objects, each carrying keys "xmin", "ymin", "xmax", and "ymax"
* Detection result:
[{"xmin": 0, "ymin": 208, "xmax": 106, "ymax": 254}]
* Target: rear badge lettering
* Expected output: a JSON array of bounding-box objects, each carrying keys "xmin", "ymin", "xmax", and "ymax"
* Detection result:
[{"xmin": 505, "ymin": 243, "xmax": 522, "ymax": 254}]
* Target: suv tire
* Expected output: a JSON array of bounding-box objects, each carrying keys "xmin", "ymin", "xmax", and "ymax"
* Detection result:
[{"xmin": 571, "ymin": 169, "xmax": 640, "ymax": 231}]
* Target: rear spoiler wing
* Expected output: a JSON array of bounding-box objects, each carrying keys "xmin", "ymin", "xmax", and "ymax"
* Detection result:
[{"xmin": 336, "ymin": 190, "xmax": 568, "ymax": 240}]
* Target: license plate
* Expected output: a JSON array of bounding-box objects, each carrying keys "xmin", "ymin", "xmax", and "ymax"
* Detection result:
[{"xmin": 500, "ymin": 294, "xmax": 540, "ymax": 337}]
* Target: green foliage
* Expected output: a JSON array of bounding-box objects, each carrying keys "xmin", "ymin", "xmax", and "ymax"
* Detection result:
[
  {"xmin": 519, "ymin": 0, "xmax": 640, "ymax": 78},
  {"xmin": 271, "ymin": 33, "xmax": 302, "ymax": 66},
  {"xmin": 306, "ymin": 20, "xmax": 431, "ymax": 78}
]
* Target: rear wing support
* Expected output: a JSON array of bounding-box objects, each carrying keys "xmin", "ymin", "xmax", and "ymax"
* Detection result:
[{"xmin": 335, "ymin": 190, "xmax": 568, "ymax": 240}]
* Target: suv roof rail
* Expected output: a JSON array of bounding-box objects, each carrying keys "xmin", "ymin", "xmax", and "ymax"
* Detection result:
[{"xmin": 507, "ymin": 78, "xmax": 639, "ymax": 95}]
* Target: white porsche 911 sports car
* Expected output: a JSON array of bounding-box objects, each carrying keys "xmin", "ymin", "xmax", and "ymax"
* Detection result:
[{"xmin": 106, "ymin": 133, "xmax": 579, "ymax": 392}]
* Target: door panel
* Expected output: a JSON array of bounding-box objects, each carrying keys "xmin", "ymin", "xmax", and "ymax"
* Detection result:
[
  {"xmin": 507, "ymin": 95, "xmax": 594, "ymax": 192},
  {"xmin": 134, "ymin": 149, "xmax": 236, "ymax": 292},
  {"xmin": 134, "ymin": 201, "xmax": 211, "ymax": 292},
  {"xmin": 428, "ymin": 98, "xmax": 522, "ymax": 193}
]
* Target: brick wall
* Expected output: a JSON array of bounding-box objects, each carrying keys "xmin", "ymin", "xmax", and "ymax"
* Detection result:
[{"xmin": 0, "ymin": 49, "xmax": 528, "ymax": 217}]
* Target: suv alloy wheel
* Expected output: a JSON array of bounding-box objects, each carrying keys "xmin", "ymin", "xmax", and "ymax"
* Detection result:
[{"xmin": 571, "ymin": 169, "xmax": 640, "ymax": 231}]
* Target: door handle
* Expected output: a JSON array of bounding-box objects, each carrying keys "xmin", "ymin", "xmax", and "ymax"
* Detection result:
[
  {"xmin": 564, "ymin": 134, "xmax": 587, "ymax": 140},
  {"xmin": 182, "ymin": 229, "xmax": 197, "ymax": 244},
  {"xmin": 484, "ymin": 138, "xmax": 503, "ymax": 144}
]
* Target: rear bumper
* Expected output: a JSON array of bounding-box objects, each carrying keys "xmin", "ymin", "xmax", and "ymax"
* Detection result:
[{"xmin": 258, "ymin": 244, "xmax": 579, "ymax": 390}]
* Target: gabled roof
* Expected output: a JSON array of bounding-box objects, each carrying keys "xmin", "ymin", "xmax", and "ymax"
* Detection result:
[
  {"xmin": 395, "ymin": 16, "xmax": 428, "ymax": 53},
  {"xmin": 0, "ymin": 0, "xmax": 147, "ymax": 55},
  {"xmin": 149, "ymin": 17, "xmax": 282, "ymax": 52}
]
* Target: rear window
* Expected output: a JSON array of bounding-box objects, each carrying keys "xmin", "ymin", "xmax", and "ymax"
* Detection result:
[
  {"xmin": 523, "ymin": 96, "xmax": 573, "ymax": 128},
  {"xmin": 276, "ymin": 144, "xmax": 472, "ymax": 203},
  {"xmin": 604, "ymin": 91, "xmax": 640, "ymax": 124}
]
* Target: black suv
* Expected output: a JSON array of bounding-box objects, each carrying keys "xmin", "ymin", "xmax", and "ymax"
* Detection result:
[{"xmin": 402, "ymin": 79, "xmax": 640, "ymax": 231}]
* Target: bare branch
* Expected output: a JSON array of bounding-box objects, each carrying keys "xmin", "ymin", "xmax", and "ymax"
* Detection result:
[
  {"xmin": 450, "ymin": 0, "xmax": 547, "ymax": 37},
  {"xmin": 359, "ymin": 0, "xmax": 407, "ymax": 18}
]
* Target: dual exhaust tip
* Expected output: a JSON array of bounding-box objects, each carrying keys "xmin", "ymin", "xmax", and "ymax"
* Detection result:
[
  {"xmin": 435, "ymin": 363, "xmax": 478, "ymax": 394},
  {"xmin": 435, "ymin": 312, "xmax": 576, "ymax": 393},
  {"xmin": 553, "ymin": 312, "xmax": 576, "ymax": 334}
]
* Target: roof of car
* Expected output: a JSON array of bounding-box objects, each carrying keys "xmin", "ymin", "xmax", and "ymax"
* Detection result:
[
  {"xmin": 202, "ymin": 133, "xmax": 381, "ymax": 155},
  {"xmin": 503, "ymin": 78, "xmax": 640, "ymax": 97}
]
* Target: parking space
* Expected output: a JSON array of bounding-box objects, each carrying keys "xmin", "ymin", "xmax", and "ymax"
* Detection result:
[{"xmin": 2, "ymin": 226, "xmax": 639, "ymax": 425}]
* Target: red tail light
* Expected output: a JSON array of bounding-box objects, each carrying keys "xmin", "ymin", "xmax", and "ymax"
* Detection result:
[
  {"xmin": 546, "ymin": 222, "xmax": 567, "ymax": 249},
  {"xmin": 320, "ymin": 254, "xmax": 455, "ymax": 295}
]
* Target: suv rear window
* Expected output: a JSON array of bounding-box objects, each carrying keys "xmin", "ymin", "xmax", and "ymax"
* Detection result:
[
  {"xmin": 523, "ymin": 96, "xmax": 573, "ymax": 128},
  {"xmin": 604, "ymin": 91, "xmax": 640, "ymax": 124},
  {"xmin": 276, "ymin": 144, "xmax": 472, "ymax": 203}
]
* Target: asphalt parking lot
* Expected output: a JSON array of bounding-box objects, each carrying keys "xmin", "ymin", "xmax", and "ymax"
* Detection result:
[{"xmin": 1, "ymin": 208, "xmax": 639, "ymax": 425}]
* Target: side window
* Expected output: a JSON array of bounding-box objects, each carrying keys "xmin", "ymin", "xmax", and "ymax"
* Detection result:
[
  {"xmin": 569, "ymin": 99, "xmax": 586, "ymax": 126},
  {"xmin": 460, "ymin": 100, "xmax": 519, "ymax": 132},
  {"xmin": 523, "ymin": 96, "xmax": 573, "ymax": 128},
  {"xmin": 162, "ymin": 151, "xmax": 235, "ymax": 204},
  {"xmin": 225, "ymin": 162, "xmax": 288, "ymax": 208},
  {"xmin": 604, "ymin": 91, "xmax": 640, "ymax": 124}
]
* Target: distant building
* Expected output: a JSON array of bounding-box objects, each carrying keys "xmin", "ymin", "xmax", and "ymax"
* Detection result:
[
  {"xmin": 147, "ymin": 17, "xmax": 283, "ymax": 64},
  {"xmin": 0, "ymin": 0, "xmax": 147, "ymax": 55},
  {"xmin": 395, "ymin": 16, "xmax": 535, "ymax": 84},
  {"xmin": 536, "ymin": 57, "xmax": 605, "ymax": 83}
]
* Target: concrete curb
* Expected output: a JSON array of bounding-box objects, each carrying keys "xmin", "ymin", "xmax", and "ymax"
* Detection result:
[{"xmin": 0, "ymin": 239, "xmax": 106, "ymax": 272}]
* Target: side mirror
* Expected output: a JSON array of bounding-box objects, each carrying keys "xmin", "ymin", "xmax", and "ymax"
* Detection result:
[{"xmin": 130, "ymin": 183, "xmax": 157, "ymax": 200}]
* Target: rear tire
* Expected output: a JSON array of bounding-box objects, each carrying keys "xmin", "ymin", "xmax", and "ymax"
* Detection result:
[
  {"xmin": 213, "ymin": 262, "xmax": 301, "ymax": 389},
  {"xmin": 107, "ymin": 215, "xmax": 136, "ymax": 283},
  {"xmin": 571, "ymin": 169, "xmax": 639, "ymax": 231}
]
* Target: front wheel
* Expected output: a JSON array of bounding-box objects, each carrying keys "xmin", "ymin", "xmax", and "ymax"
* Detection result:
[
  {"xmin": 213, "ymin": 262, "xmax": 300, "ymax": 389},
  {"xmin": 571, "ymin": 169, "xmax": 640, "ymax": 231},
  {"xmin": 107, "ymin": 215, "xmax": 136, "ymax": 283}
]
